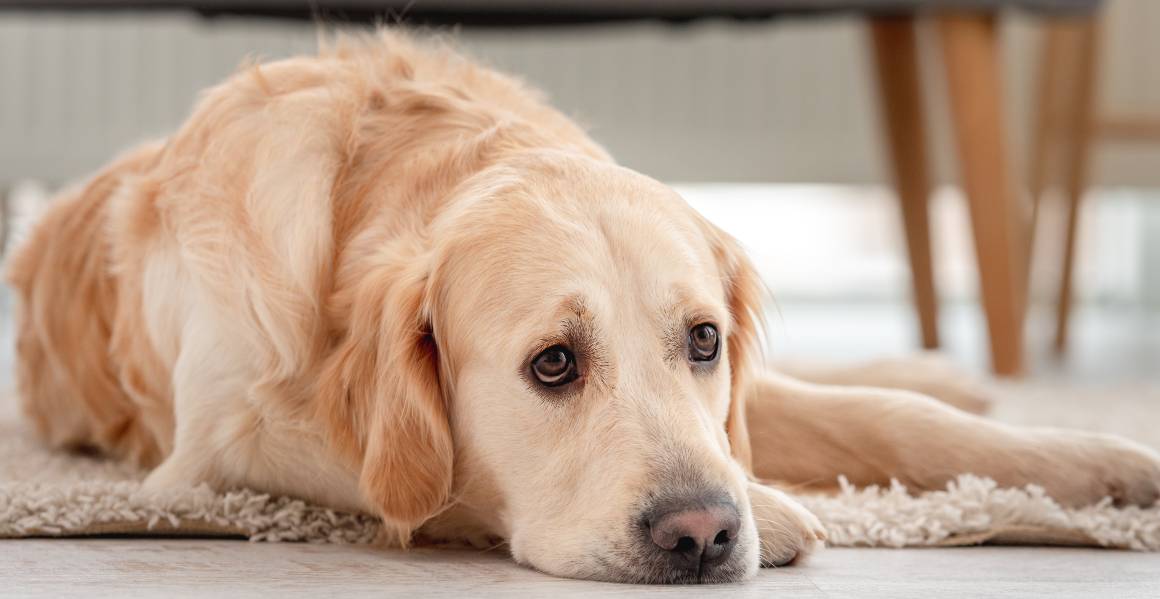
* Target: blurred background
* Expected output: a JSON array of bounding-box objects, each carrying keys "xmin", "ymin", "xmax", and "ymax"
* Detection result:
[{"xmin": 1, "ymin": 0, "xmax": 1158, "ymax": 393}]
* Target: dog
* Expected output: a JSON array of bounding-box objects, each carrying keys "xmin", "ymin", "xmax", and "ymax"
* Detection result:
[{"xmin": 8, "ymin": 33, "xmax": 1159, "ymax": 584}]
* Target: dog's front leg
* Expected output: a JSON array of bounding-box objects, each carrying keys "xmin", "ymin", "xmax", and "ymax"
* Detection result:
[
  {"xmin": 141, "ymin": 325, "xmax": 247, "ymax": 494},
  {"xmin": 747, "ymin": 481, "xmax": 826, "ymax": 567},
  {"xmin": 746, "ymin": 372, "xmax": 1160, "ymax": 508}
]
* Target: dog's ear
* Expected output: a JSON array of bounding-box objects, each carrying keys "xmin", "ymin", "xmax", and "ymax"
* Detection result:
[
  {"xmin": 317, "ymin": 251, "xmax": 452, "ymax": 542},
  {"xmin": 699, "ymin": 219, "xmax": 765, "ymax": 473}
]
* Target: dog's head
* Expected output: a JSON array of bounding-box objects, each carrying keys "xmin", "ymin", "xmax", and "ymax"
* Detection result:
[{"xmin": 321, "ymin": 151, "xmax": 764, "ymax": 583}]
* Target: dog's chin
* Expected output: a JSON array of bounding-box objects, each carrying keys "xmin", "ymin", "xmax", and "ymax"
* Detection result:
[
  {"xmin": 594, "ymin": 557, "xmax": 756, "ymax": 585},
  {"xmin": 515, "ymin": 534, "xmax": 759, "ymax": 585}
]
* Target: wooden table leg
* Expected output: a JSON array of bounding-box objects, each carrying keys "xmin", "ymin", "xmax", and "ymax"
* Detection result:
[
  {"xmin": 1027, "ymin": 22, "xmax": 1068, "ymax": 291},
  {"xmin": 870, "ymin": 16, "xmax": 940, "ymax": 350},
  {"xmin": 1054, "ymin": 18, "xmax": 1100, "ymax": 354},
  {"xmin": 937, "ymin": 14, "xmax": 1027, "ymax": 376}
]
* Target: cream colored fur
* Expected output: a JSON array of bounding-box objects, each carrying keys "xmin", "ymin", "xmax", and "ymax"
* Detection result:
[{"xmin": 7, "ymin": 32, "xmax": 1159, "ymax": 584}]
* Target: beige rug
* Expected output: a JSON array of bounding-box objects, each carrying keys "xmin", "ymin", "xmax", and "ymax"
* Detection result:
[{"xmin": 2, "ymin": 384, "xmax": 1159, "ymax": 550}]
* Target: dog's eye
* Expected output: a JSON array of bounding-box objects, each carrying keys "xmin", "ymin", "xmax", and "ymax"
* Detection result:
[
  {"xmin": 531, "ymin": 345, "xmax": 579, "ymax": 387},
  {"xmin": 688, "ymin": 323, "xmax": 719, "ymax": 362}
]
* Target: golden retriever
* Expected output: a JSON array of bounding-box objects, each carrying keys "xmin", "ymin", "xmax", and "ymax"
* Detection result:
[{"xmin": 8, "ymin": 33, "xmax": 1159, "ymax": 584}]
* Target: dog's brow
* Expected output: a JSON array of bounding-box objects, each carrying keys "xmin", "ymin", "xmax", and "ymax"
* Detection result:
[
  {"xmin": 560, "ymin": 296, "xmax": 597, "ymax": 353},
  {"xmin": 535, "ymin": 293, "xmax": 596, "ymax": 350},
  {"xmin": 560, "ymin": 294, "xmax": 589, "ymax": 318},
  {"xmin": 666, "ymin": 284, "xmax": 724, "ymax": 328}
]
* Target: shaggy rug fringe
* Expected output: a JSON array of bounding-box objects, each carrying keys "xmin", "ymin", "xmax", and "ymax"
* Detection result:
[
  {"xmin": 796, "ymin": 476, "xmax": 1160, "ymax": 550},
  {"xmin": 2, "ymin": 422, "xmax": 1158, "ymax": 550}
]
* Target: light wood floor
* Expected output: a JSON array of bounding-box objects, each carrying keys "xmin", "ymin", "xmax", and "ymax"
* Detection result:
[{"xmin": 6, "ymin": 539, "xmax": 1160, "ymax": 598}]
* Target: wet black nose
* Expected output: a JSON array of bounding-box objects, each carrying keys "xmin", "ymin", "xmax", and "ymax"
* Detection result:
[{"xmin": 647, "ymin": 502, "xmax": 740, "ymax": 569}]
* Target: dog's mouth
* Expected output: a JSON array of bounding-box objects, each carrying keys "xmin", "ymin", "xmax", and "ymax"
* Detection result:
[
  {"xmin": 591, "ymin": 540, "xmax": 753, "ymax": 585},
  {"xmin": 510, "ymin": 518, "xmax": 754, "ymax": 584}
]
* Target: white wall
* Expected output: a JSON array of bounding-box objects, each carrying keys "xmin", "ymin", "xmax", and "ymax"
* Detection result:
[{"xmin": 1, "ymin": 1, "xmax": 1158, "ymax": 186}]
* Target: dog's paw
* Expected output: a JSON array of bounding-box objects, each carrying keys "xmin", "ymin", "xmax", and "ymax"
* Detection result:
[
  {"xmin": 141, "ymin": 452, "xmax": 209, "ymax": 494},
  {"xmin": 411, "ymin": 530, "xmax": 505, "ymax": 550},
  {"xmin": 776, "ymin": 352, "xmax": 994, "ymax": 415},
  {"xmin": 1075, "ymin": 436, "xmax": 1160, "ymax": 508},
  {"xmin": 1033, "ymin": 432, "xmax": 1160, "ymax": 508},
  {"xmin": 412, "ymin": 515, "xmax": 506, "ymax": 551},
  {"xmin": 748, "ymin": 482, "xmax": 826, "ymax": 567},
  {"xmin": 891, "ymin": 353, "xmax": 995, "ymax": 415}
]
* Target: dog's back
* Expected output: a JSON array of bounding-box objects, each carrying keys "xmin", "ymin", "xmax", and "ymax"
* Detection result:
[
  {"xmin": 8, "ymin": 144, "xmax": 166, "ymax": 465},
  {"xmin": 6, "ymin": 32, "xmax": 608, "ymax": 470}
]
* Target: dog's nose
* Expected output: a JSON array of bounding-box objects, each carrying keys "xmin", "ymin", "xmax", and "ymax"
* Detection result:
[{"xmin": 648, "ymin": 502, "xmax": 740, "ymax": 568}]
